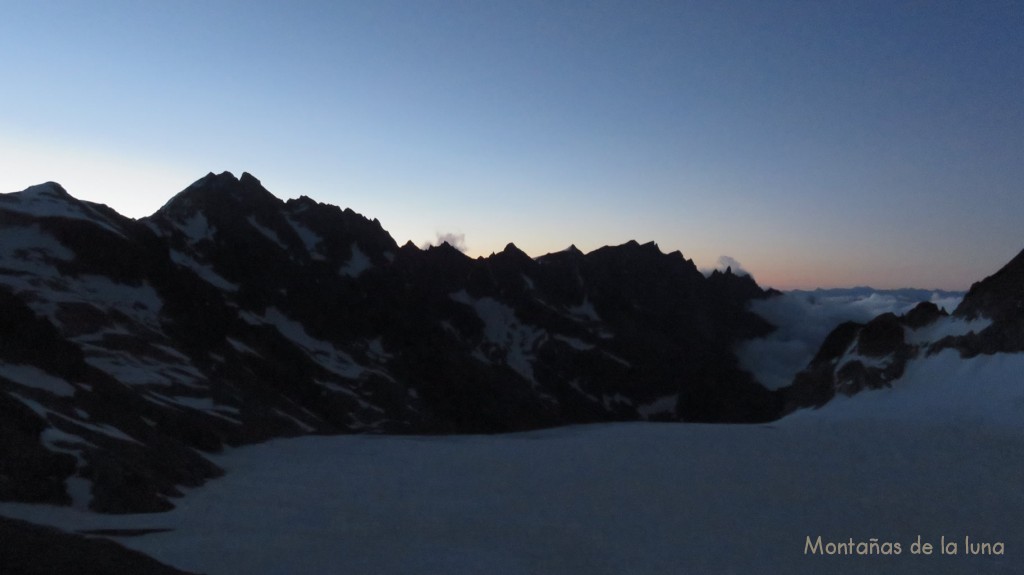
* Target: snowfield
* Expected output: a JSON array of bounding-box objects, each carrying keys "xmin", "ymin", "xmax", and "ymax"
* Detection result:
[{"xmin": 2, "ymin": 346, "xmax": 1022, "ymax": 574}]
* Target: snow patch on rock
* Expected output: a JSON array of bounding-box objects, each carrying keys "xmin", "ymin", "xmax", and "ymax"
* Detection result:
[
  {"xmin": 339, "ymin": 243, "xmax": 372, "ymax": 277},
  {"xmin": 450, "ymin": 290, "xmax": 548, "ymax": 386}
]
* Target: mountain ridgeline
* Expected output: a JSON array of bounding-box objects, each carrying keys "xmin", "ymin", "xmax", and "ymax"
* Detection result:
[{"xmin": 0, "ymin": 172, "xmax": 779, "ymax": 513}]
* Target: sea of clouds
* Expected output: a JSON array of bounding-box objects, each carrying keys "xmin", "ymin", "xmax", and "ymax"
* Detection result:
[{"xmin": 738, "ymin": 288, "xmax": 964, "ymax": 390}]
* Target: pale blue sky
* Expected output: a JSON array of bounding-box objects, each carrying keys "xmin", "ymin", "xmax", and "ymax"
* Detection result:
[{"xmin": 1, "ymin": 1, "xmax": 1021, "ymax": 289}]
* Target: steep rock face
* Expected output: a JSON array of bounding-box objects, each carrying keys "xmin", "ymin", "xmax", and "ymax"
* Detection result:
[
  {"xmin": 782, "ymin": 250, "xmax": 1024, "ymax": 411},
  {"xmin": 955, "ymin": 248, "xmax": 1024, "ymax": 323},
  {"xmin": 947, "ymin": 248, "xmax": 1024, "ymax": 355},
  {"xmin": 0, "ymin": 173, "xmax": 779, "ymax": 512}
]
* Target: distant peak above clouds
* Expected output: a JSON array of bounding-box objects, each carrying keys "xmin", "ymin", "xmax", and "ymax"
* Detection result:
[
  {"xmin": 421, "ymin": 231, "xmax": 467, "ymax": 253},
  {"xmin": 737, "ymin": 287, "xmax": 968, "ymax": 391},
  {"xmin": 701, "ymin": 255, "xmax": 752, "ymax": 279}
]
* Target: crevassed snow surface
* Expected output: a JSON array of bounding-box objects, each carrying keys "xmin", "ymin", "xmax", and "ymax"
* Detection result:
[{"xmin": 2, "ymin": 352, "xmax": 1022, "ymax": 574}]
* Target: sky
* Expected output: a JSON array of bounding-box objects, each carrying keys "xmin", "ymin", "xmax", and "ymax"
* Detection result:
[{"xmin": 0, "ymin": 1, "xmax": 1021, "ymax": 290}]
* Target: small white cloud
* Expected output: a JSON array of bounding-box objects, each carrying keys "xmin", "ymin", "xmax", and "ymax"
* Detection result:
[
  {"xmin": 701, "ymin": 255, "xmax": 751, "ymax": 278},
  {"xmin": 929, "ymin": 292, "xmax": 962, "ymax": 314},
  {"xmin": 421, "ymin": 232, "xmax": 467, "ymax": 253}
]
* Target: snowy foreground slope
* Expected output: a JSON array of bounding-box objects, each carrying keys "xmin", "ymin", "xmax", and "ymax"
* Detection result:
[{"xmin": 2, "ymin": 344, "xmax": 1021, "ymax": 575}]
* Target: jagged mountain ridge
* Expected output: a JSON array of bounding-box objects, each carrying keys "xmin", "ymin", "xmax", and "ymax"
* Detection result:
[
  {"xmin": 780, "ymin": 247, "xmax": 1024, "ymax": 410},
  {"xmin": 0, "ymin": 171, "xmax": 778, "ymax": 513}
]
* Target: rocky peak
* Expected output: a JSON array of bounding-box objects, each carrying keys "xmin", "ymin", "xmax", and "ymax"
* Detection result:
[
  {"xmin": 586, "ymin": 240, "xmax": 704, "ymax": 283},
  {"xmin": 955, "ymin": 248, "xmax": 1024, "ymax": 322},
  {"xmin": 856, "ymin": 313, "xmax": 904, "ymax": 357},
  {"xmin": 493, "ymin": 242, "xmax": 532, "ymax": 264},
  {"xmin": 705, "ymin": 265, "xmax": 770, "ymax": 310},
  {"xmin": 535, "ymin": 244, "xmax": 584, "ymax": 268},
  {"xmin": 150, "ymin": 171, "xmax": 394, "ymax": 258},
  {"xmin": 565, "ymin": 244, "xmax": 583, "ymax": 256},
  {"xmin": 152, "ymin": 171, "xmax": 282, "ymax": 221},
  {"xmin": 903, "ymin": 301, "xmax": 948, "ymax": 329}
]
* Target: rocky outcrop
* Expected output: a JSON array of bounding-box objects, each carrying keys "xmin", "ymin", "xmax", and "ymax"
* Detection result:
[
  {"xmin": 955, "ymin": 248, "xmax": 1024, "ymax": 323},
  {"xmin": 946, "ymin": 248, "xmax": 1024, "ymax": 356}
]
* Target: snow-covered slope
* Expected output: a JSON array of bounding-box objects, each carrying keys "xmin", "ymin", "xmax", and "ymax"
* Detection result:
[{"xmin": 2, "ymin": 361, "xmax": 1020, "ymax": 575}]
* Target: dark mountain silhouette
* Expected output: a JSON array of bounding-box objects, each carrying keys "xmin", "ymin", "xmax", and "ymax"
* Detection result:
[
  {"xmin": 0, "ymin": 515, "xmax": 198, "ymax": 575},
  {"xmin": 0, "ymin": 172, "xmax": 779, "ymax": 513}
]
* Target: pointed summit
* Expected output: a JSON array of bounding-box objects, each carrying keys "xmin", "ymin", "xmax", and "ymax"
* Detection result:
[
  {"xmin": 239, "ymin": 171, "xmax": 261, "ymax": 186},
  {"xmin": 195, "ymin": 170, "xmax": 237, "ymax": 184},
  {"xmin": 500, "ymin": 242, "xmax": 531, "ymax": 259},
  {"xmin": 489, "ymin": 242, "xmax": 535, "ymax": 273},
  {"xmin": 155, "ymin": 171, "xmax": 283, "ymax": 217}
]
